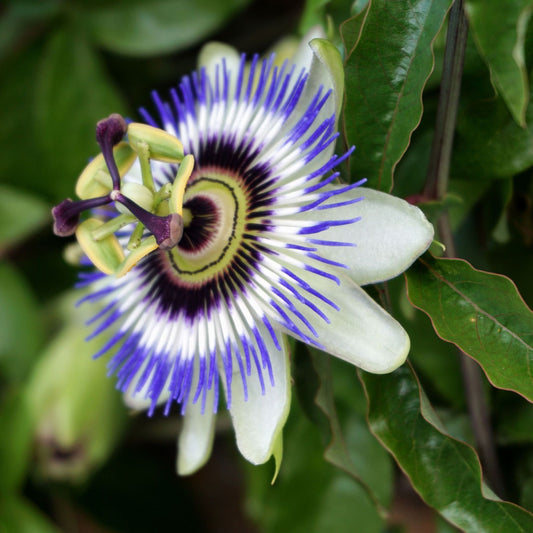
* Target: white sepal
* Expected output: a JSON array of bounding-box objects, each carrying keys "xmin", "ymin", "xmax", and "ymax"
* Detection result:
[
  {"xmin": 177, "ymin": 389, "xmax": 216, "ymax": 475},
  {"xmin": 227, "ymin": 333, "xmax": 290, "ymax": 465},
  {"xmin": 291, "ymin": 186, "xmax": 434, "ymax": 286}
]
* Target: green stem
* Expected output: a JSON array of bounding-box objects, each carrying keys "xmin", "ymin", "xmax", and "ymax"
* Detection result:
[
  {"xmin": 424, "ymin": 0, "xmax": 506, "ymax": 497},
  {"xmin": 91, "ymin": 213, "xmax": 135, "ymax": 241}
]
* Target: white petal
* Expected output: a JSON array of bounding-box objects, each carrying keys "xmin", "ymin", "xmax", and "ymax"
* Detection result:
[
  {"xmin": 122, "ymin": 357, "xmax": 171, "ymax": 412},
  {"xmin": 260, "ymin": 38, "xmax": 344, "ymax": 186},
  {"xmin": 279, "ymin": 272, "xmax": 410, "ymax": 374},
  {"xmin": 177, "ymin": 389, "xmax": 216, "ymax": 475},
  {"xmin": 227, "ymin": 332, "xmax": 291, "ymax": 465},
  {"xmin": 292, "ymin": 186, "xmax": 434, "ymax": 285},
  {"xmin": 280, "ymin": 37, "xmax": 345, "ymax": 179},
  {"xmin": 290, "ymin": 27, "xmax": 342, "ymax": 113},
  {"xmin": 306, "ymin": 38, "xmax": 345, "ymax": 125},
  {"xmin": 293, "ymin": 36, "xmax": 343, "ymax": 131}
]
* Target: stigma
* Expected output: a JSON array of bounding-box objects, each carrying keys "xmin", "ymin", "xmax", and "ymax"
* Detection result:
[{"xmin": 52, "ymin": 114, "xmax": 194, "ymax": 276}]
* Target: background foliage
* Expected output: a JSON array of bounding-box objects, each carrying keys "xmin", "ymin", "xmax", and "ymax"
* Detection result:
[{"xmin": 1, "ymin": 0, "xmax": 533, "ymax": 531}]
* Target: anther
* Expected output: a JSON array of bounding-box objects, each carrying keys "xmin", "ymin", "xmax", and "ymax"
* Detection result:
[
  {"xmin": 52, "ymin": 196, "xmax": 112, "ymax": 236},
  {"xmin": 113, "ymin": 192, "xmax": 183, "ymax": 249},
  {"xmin": 96, "ymin": 114, "xmax": 128, "ymax": 190}
]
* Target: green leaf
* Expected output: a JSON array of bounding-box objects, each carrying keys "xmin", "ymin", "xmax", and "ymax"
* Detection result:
[
  {"xmin": 452, "ymin": 57, "xmax": 533, "ymax": 180},
  {"xmin": 465, "ymin": 0, "xmax": 531, "ymax": 126},
  {"xmin": 406, "ymin": 254, "xmax": 533, "ymax": 402},
  {"xmin": 0, "ymin": 186, "xmax": 49, "ymax": 253},
  {"xmin": 488, "ymin": 243, "xmax": 533, "ymax": 308},
  {"xmin": 0, "ymin": 388, "xmax": 34, "ymax": 494},
  {"xmin": 35, "ymin": 27, "xmax": 127, "ymax": 200},
  {"xmin": 0, "ymin": 262, "xmax": 43, "ymax": 381},
  {"xmin": 309, "ymin": 350, "xmax": 392, "ymax": 513},
  {"xmin": 0, "ymin": 496, "xmax": 60, "ymax": 533},
  {"xmin": 447, "ymin": 177, "xmax": 492, "ymax": 230},
  {"xmin": 342, "ymin": 0, "xmax": 453, "ymax": 191},
  {"xmin": 82, "ymin": 0, "xmax": 251, "ymax": 57},
  {"xmin": 496, "ymin": 394, "xmax": 533, "ymax": 445},
  {"xmin": 246, "ymin": 400, "xmax": 384, "ymax": 533},
  {"xmin": 299, "ymin": 0, "xmax": 362, "ymax": 35},
  {"xmin": 0, "ymin": 0, "xmax": 61, "ymax": 62},
  {"xmin": 298, "ymin": 0, "xmax": 330, "ymax": 34},
  {"xmin": 387, "ymin": 276, "xmax": 465, "ymax": 408},
  {"xmin": 359, "ymin": 365, "xmax": 533, "ymax": 531},
  {"xmin": 0, "ymin": 47, "xmax": 48, "ymax": 196}
]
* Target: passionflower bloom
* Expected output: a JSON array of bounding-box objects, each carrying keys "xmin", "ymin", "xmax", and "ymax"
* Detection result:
[{"xmin": 52, "ymin": 37, "xmax": 433, "ymax": 475}]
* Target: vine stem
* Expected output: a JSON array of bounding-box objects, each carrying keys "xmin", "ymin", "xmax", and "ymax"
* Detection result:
[{"xmin": 424, "ymin": 0, "xmax": 506, "ymax": 497}]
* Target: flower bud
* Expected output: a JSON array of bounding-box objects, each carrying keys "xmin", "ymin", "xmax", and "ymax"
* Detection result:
[{"xmin": 27, "ymin": 294, "xmax": 128, "ymax": 482}]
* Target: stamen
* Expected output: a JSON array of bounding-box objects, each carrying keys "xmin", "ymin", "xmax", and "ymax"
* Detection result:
[
  {"xmin": 95, "ymin": 114, "xmax": 128, "ymax": 190},
  {"xmin": 52, "ymin": 196, "xmax": 112, "ymax": 236},
  {"xmin": 127, "ymin": 222, "xmax": 145, "ymax": 250},
  {"xmin": 90, "ymin": 213, "xmax": 135, "ymax": 241},
  {"xmin": 135, "ymin": 140, "xmax": 157, "ymax": 193},
  {"xmin": 111, "ymin": 191, "xmax": 184, "ymax": 249}
]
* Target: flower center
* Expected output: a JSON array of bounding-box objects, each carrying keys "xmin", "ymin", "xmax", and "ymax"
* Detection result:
[{"xmin": 164, "ymin": 171, "xmax": 248, "ymax": 283}]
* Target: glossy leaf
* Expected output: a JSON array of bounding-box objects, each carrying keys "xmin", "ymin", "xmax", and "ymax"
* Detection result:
[
  {"xmin": 0, "ymin": 186, "xmax": 49, "ymax": 252},
  {"xmin": 35, "ymin": 27, "xmax": 127, "ymax": 200},
  {"xmin": 82, "ymin": 0, "xmax": 251, "ymax": 56},
  {"xmin": 342, "ymin": 0, "xmax": 452, "ymax": 191},
  {"xmin": 359, "ymin": 365, "xmax": 533, "ymax": 530},
  {"xmin": 452, "ymin": 59, "xmax": 533, "ymax": 180},
  {"xmin": 406, "ymin": 255, "xmax": 533, "ymax": 402},
  {"xmin": 388, "ymin": 276, "xmax": 465, "ymax": 408},
  {"xmin": 465, "ymin": 0, "xmax": 531, "ymax": 126}
]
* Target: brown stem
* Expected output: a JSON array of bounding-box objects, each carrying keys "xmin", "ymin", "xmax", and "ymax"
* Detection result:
[
  {"xmin": 425, "ymin": 0, "xmax": 506, "ymax": 497},
  {"xmin": 423, "ymin": 0, "xmax": 469, "ymax": 200}
]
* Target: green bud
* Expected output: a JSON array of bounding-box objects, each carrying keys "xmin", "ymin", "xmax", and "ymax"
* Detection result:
[
  {"xmin": 75, "ymin": 142, "xmax": 136, "ymax": 200},
  {"xmin": 128, "ymin": 123, "xmax": 184, "ymax": 163},
  {"xmin": 26, "ymin": 293, "xmax": 127, "ymax": 483}
]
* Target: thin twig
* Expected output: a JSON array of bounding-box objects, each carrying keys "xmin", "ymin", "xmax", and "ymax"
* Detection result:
[
  {"xmin": 425, "ymin": 0, "xmax": 506, "ymax": 497},
  {"xmin": 424, "ymin": 0, "xmax": 469, "ymax": 200}
]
